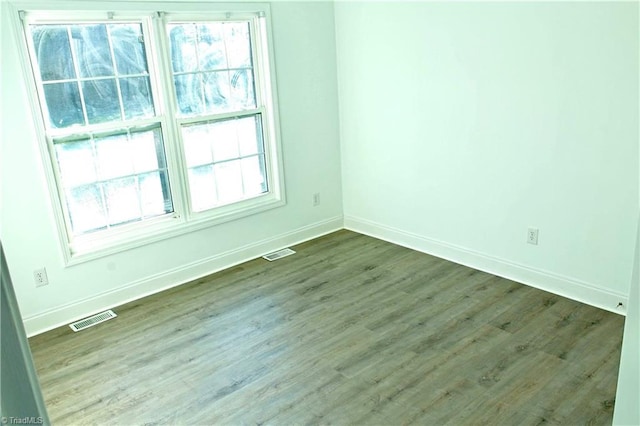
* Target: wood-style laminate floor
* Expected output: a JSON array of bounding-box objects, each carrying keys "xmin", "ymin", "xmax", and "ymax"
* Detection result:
[{"xmin": 28, "ymin": 230, "xmax": 625, "ymax": 425}]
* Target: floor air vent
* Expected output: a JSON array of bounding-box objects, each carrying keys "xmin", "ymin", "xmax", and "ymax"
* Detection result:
[
  {"xmin": 262, "ymin": 248, "xmax": 296, "ymax": 261},
  {"xmin": 69, "ymin": 310, "xmax": 117, "ymax": 332}
]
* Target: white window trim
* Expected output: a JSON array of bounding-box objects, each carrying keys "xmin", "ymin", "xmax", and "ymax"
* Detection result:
[{"xmin": 10, "ymin": 1, "xmax": 286, "ymax": 265}]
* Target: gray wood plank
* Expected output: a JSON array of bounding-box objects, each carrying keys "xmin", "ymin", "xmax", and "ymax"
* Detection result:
[{"xmin": 28, "ymin": 230, "xmax": 625, "ymax": 425}]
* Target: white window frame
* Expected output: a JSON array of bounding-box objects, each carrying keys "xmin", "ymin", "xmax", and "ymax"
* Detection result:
[{"xmin": 11, "ymin": 2, "xmax": 285, "ymax": 265}]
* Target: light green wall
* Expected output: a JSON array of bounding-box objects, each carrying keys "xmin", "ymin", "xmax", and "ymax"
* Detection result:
[{"xmin": 336, "ymin": 1, "xmax": 638, "ymax": 311}]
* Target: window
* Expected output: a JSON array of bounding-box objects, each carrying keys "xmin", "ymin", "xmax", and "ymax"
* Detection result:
[
  {"xmin": 18, "ymin": 5, "xmax": 283, "ymax": 262},
  {"xmin": 167, "ymin": 21, "xmax": 269, "ymax": 212}
]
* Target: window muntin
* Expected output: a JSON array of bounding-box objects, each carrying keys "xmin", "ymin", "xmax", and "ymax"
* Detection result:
[
  {"xmin": 30, "ymin": 22, "xmax": 155, "ymax": 128},
  {"xmin": 167, "ymin": 19, "xmax": 269, "ymax": 213},
  {"xmin": 21, "ymin": 8, "xmax": 282, "ymax": 261},
  {"xmin": 53, "ymin": 126, "xmax": 173, "ymax": 235},
  {"xmin": 28, "ymin": 20, "xmax": 174, "ymax": 240},
  {"xmin": 168, "ymin": 21, "xmax": 256, "ymax": 116},
  {"xmin": 181, "ymin": 115, "xmax": 267, "ymax": 212}
]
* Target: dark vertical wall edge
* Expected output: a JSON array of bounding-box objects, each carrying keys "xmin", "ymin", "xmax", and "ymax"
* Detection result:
[{"xmin": 1, "ymin": 242, "xmax": 50, "ymax": 425}]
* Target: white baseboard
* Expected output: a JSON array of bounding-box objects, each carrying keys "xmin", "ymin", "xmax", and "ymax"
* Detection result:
[
  {"xmin": 25, "ymin": 213, "xmax": 627, "ymax": 336},
  {"xmin": 344, "ymin": 215, "xmax": 628, "ymax": 316},
  {"xmin": 24, "ymin": 216, "xmax": 343, "ymax": 337}
]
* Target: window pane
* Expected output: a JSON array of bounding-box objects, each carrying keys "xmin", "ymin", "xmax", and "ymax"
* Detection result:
[
  {"xmin": 169, "ymin": 24, "xmax": 198, "ymax": 73},
  {"xmin": 43, "ymin": 82, "xmax": 84, "ymax": 128},
  {"xmin": 140, "ymin": 171, "xmax": 171, "ymax": 217},
  {"xmin": 110, "ymin": 23, "xmax": 148, "ymax": 75},
  {"xmin": 174, "ymin": 74, "xmax": 203, "ymax": 115},
  {"xmin": 203, "ymin": 71, "xmax": 230, "ymax": 113},
  {"xmin": 223, "ymin": 22, "xmax": 251, "ymax": 69},
  {"xmin": 71, "ymin": 25, "xmax": 114, "ymax": 78},
  {"xmin": 182, "ymin": 126, "xmax": 213, "ymax": 168},
  {"xmin": 104, "ymin": 177, "xmax": 141, "ymax": 225},
  {"xmin": 241, "ymin": 155, "xmax": 267, "ymax": 196},
  {"xmin": 121, "ymin": 77, "xmax": 154, "ymax": 120},
  {"xmin": 95, "ymin": 134, "xmax": 133, "ymax": 180},
  {"xmin": 229, "ymin": 69, "xmax": 256, "ymax": 110},
  {"xmin": 197, "ymin": 23, "xmax": 227, "ymax": 70},
  {"xmin": 188, "ymin": 165, "xmax": 217, "ymax": 212},
  {"xmin": 66, "ymin": 184, "xmax": 108, "ymax": 234},
  {"xmin": 237, "ymin": 115, "xmax": 262, "ymax": 156},
  {"xmin": 83, "ymin": 79, "xmax": 121, "ymax": 124},
  {"xmin": 214, "ymin": 160, "xmax": 243, "ymax": 203},
  {"xmin": 30, "ymin": 25, "xmax": 76, "ymax": 81},
  {"xmin": 130, "ymin": 131, "xmax": 160, "ymax": 173},
  {"xmin": 210, "ymin": 120, "xmax": 239, "ymax": 162},
  {"xmin": 55, "ymin": 141, "xmax": 97, "ymax": 186}
]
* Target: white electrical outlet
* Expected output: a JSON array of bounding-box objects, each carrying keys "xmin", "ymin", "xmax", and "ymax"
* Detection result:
[
  {"xmin": 34, "ymin": 267, "xmax": 49, "ymax": 287},
  {"xmin": 527, "ymin": 228, "xmax": 539, "ymax": 245},
  {"xmin": 313, "ymin": 193, "xmax": 320, "ymax": 206}
]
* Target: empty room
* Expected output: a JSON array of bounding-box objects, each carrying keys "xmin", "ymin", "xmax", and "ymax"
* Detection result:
[{"xmin": 1, "ymin": 1, "xmax": 638, "ymax": 425}]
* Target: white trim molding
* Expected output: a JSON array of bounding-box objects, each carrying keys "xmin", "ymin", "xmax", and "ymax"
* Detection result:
[
  {"xmin": 23, "ymin": 215, "xmax": 343, "ymax": 336},
  {"xmin": 25, "ymin": 213, "xmax": 629, "ymax": 336},
  {"xmin": 345, "ymin": 215, "xmax": 628, "ymax": 316}
]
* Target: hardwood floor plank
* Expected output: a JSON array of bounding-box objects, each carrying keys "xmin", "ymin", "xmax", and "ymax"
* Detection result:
[{"xmin": 28, "ymin": 230, "xmax": 625, "ymax": 425}]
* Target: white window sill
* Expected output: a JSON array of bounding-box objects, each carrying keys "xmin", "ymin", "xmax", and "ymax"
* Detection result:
[{"xmin": 64, "ymin": 193, "xmax": 285, "ymax": 266}]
